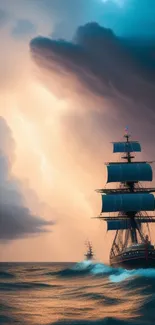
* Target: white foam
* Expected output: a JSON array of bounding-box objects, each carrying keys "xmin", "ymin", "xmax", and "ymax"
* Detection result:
[{"xmin": 72, "ymin": 260, "xmax": 93, "ymax": 270}]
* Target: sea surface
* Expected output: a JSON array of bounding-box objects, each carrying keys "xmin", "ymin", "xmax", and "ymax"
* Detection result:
[{"xmin": 0, "ymin": 261, "xmax": 155, "ymax": 325}]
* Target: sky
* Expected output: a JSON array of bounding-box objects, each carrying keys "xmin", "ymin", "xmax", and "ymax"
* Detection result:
[{"xmin": 0, "ymin": 0, "xmax": 155, "ymax": 262}]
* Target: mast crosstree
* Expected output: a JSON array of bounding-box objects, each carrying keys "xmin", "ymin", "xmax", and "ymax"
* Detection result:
[{"xmin": 96, "ymin": 129, "xmax": 155, "ymax": 260}]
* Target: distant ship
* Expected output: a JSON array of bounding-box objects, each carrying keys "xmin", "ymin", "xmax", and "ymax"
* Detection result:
[
  {"xmin": 84, "ymin": 241, "xmax": 94, "ymax": 261},
  {"xmin": 96, "ymin": 128, "xmax": 155, "ymax": 269}
]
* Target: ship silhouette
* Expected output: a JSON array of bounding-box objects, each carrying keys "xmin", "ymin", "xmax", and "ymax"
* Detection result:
[{"xmin": 84, "ymin": 241, "xmax": 94, "ymax": 261}]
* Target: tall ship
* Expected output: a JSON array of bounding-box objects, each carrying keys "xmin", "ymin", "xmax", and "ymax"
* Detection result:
[
  {"xmin": 84, "ymin": 241, "xmax": 94, "ymax": 261},
  {"xmin": 96, "ymin": 129, "xmax": 155, "ymax": 269}
]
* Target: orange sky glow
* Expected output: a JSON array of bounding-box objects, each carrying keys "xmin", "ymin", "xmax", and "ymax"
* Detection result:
[
  {"xmin": 0, "ymin": 27, "xmax": 113, "ymax": 262},
  {"xmin": 0, "ymin": 0, "xmax": 155, "ymax": 263}
]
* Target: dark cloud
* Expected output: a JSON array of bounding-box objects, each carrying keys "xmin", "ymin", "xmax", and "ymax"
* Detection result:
[
  {"xmin": 12, "ymin": 19, "xmax": 36, "ymax": 39},
  {"xmin": 30, "ymin": 22, "xmax": 155, "ymax": 106},
  {"xmin": 30, "ymin": 22, "xmax": 155, "ymax": 157},
  {"xmin": 0, "ymin": 205, "xmax": 53, "ymax": 240},
  {"xmin": 0, "ymin": 117, "xmax": 53, "ymax": 241}
]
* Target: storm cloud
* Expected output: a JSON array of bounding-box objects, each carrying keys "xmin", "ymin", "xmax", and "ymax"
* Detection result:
[
  {"xmin": 1, "ymin": 0, "xmax": 155, "ymax": 261},
  {"xmin": 30, "ymin": 22, "xmax": 155, "ymax": 132},
  {"xmin": 0, "ymin": 117, "xmax": 53, "ymax": 241}
]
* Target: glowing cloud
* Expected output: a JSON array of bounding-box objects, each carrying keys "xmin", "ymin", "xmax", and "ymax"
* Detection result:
[{"xmin": 0, "ymin": 117, "xmax": 54, "ymax": 241}]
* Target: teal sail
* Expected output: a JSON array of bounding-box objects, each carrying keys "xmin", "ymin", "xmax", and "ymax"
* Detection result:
[
  {"xmin": 106, "ymin": 218, "xmax": 155, "ymax": 231},
  {"xmin": 107, "ymin": 163, "xmax": 152, "ymax": 183},
  {"xmin": 96, "ymin": 130, "xmax": 155, "ymax": 268},
  {"xmin": 101, "ymin": 193, "xmax": 155, "ymax": 213},
  {"xmin": 113, "ymin": 141, "xmax": 141, "ymax": 153},
  {"xmin": 107, "ymin": 219, "xmax": 132, "ymax": 230}
]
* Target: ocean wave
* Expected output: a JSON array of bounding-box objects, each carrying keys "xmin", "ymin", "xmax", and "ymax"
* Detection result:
[
  {"xmin": 0, "ymin": 315, "xmax": 17, "ymax": 324},
  {"xmin": 109, "ymin": 267, "xmax": 155, "ymax": 283},
  {"xmin": 0, "ymin": 281, "xmax": 59, "ymax": 291},
  {"xmin": 0, "ymin": 271, "xmax": 15, "ymax": 279},
  {"xmin": 47, "ymin": 316, "xmax": 142, "ymax": 325},
  {"xmin": 72, "ymin": 291, "xmax": 120, "ymax": 305},
  {"xmin": 50, "ymin": 261, "xmax": 155, "ymax": 284},
  {"xmin": 24, "ymin": 267, "xmax": 46, "ymax": 272},
  {"xmin": 46, "ymin": 261, "xmax": 94, "ymax": 277},
  {"xmin": 1, "ymin": 262, "xmax": 155, "ymax": 325}
]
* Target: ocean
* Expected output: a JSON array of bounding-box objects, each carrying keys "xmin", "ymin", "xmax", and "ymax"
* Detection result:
[{"xmin": 0, "ymin": 261, "xmax": 155, "ymax": 325}]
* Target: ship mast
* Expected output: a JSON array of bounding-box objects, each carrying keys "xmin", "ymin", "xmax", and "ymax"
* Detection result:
[
  {"xmin": 85, "ymin": 240, "xmax": 94, "ymax": 259},
  {"xmin": 96, "ymin": 129, "xmax": 155, "ymax": 258},
  {"xmin": 123, "ymin": 131, "xmax": 137, "ymax": 245}
]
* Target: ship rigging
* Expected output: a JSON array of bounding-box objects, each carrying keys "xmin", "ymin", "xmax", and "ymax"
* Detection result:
[{"xmin": 96, "ymin": 130, "xmax": 155, "ymax": 269}]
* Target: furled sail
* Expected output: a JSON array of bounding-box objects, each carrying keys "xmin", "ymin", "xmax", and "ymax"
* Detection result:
[
  {"xmin": 113, "ymin": 141, "xmax": 141, "ymax": 153},
  {"xmin": 106, "ymin": 217, "xmax": 155, "ymax": 231},
  {"xmin": 101, "ymin": 193, "xmax": 155, "ymax": 213},
  {"xmin": 107, "ymin": 219, "xmax": 131, "ymax": 230},
  {"xmin": 136, "ymin": 218, "xmax": 155, "ymax": 223},
  {"xmin": 107, "ymin": 163, "xmax": 152, "ymax": 183}
]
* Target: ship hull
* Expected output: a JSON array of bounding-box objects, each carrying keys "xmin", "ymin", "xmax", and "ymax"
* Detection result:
[{"xmin": 110, "ymin": 250, "xmax": 155, "ymax": 269}]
